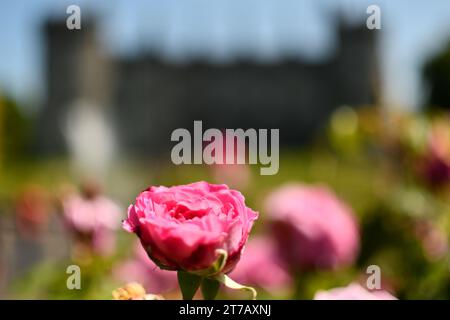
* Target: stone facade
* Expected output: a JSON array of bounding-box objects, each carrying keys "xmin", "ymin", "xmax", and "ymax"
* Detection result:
[{"xmin": 37, "ymin": 18, "xmax": 378, "ymax": 156}]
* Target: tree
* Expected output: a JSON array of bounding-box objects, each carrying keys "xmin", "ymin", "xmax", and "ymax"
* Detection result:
[
  {"xmin": 423, "ymin": 41, "xmax": 450, "ymax": 110},
  {"xmin": 0, "ymin": 95, "xmax": 31, "ymax": 163}
]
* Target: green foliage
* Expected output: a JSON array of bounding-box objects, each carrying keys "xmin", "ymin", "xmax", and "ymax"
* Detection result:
[
  {"xmin": 177, "ymin": 271, "xmax": 202, "ymax": 300},
  {"xmin": 201, "ymin": 278, "xmax": 221, "ymax": 300},
  {"xmin": 0, "ymin": 95, "xmax": 31, "ymax": 163},
  {"xmin": 423, "ymin": 41, "xmax": 450, "ymax": 110}
]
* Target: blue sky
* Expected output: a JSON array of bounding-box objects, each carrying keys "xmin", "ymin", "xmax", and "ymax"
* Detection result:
[{"xmin": 1, "ymin": 0, "xmax": 450, "ymax": 111}]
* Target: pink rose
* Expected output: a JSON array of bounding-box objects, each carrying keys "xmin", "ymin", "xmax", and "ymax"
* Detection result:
[
  {"xmin": 211, "ymin": 164, "xmax": 251, "ymax": 190},
  {"xmin": 314, "ymin": 283, "xmax": 397, "ymax": 300},
  {"xmin": 63, "ymin": 195, "xmax": 120, "ymax": 232},
  {"xmin": 229, "ymin": 236, "xmax": 292, "ymax": 292},
  {"xmin": 113, "ymin": 242, "xmax": 177, "ymax": 294},
  {"xmin": 206, "ymin": 132, "xmax": 252, "ymax": 190},
  {"xmin": 123, "ymin": 181, "xmax": 258, "ymax": 273},
  {"xmin": 265, "ymin": 184, "xmax": 359, "ymax": 270},
  {"xmin": 63, "ymin": 194, "xmax": 121, "ymax": 255},
  {"xmin": 414, "ymin": 220, "xmax": 448, "ymax": 261},
  {"xmin": 15, "ymin": 185, "xmax": 50, "ymax": 238},
  {"xmin": 420, "ymin": 119, "xmax": 450, "ymax": 187}
]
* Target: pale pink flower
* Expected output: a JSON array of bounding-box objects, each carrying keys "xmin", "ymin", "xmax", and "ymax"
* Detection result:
[
  {"xmin": 414, "ymin": 220, "xmax": 448, "ymax": 260},
  {"xmin": 229, "ymin": 236, "xmax": 292, "ymax": 292},
  {"xmin": 113, "ymin": 242, "xmax": 177, "ymax": 294},
  {"xmin": 314, "ymin": 283, "xmax": 397, "ymax": 300},
  {"xmin": 211, "ymin": 164, "xmax": 251, "ymax": 190},
  {"xmin": 63, "ymin": 194, "xmax": 121, "ymax": 255},
  {"xmin": 206, "ymin": 130, "xmax": 252, "ymax": 190}
]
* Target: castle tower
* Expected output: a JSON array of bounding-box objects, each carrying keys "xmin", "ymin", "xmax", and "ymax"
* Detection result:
[
  {"xmin": 36, "ymin": 19, "xmax": 113, "ymax": 155},
  {"xmin": 334, "ymin": 19, "xmax": 379, "ymax": 107}
]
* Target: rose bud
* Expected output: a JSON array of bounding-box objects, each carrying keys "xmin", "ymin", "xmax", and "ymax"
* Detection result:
[{"xmin": 123, "ymin": 181, "xmax": 258, "ymax": 275}]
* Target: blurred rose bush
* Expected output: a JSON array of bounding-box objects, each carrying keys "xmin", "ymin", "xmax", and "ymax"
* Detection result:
[{"xmin": 4, "ymin": 107, "xmax": 450, "ymax": 300}]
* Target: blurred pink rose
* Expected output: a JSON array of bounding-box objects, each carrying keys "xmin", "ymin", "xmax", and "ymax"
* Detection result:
[
  {"xmin": 63, "ymin": 193, "xmax": 121, "ymax": 255},
  {"xmin": 206, "ymin": 130, "xmax": 252, "ymax": 190},
  {"xmin": 229, "ymin": 236, "xmax": 292, "ymax": 292},
  {"xmin": 265, "ymin": 184, "xmax": 359, "ymax": 270},
  {"xmin": 113, "ymin": 242, "xmax": 177, "ymax": 294},
  {"xmin": 15, "ymin": 185, "xmax": 50, "ymax": 238},
  {"xmin": 211, "ymin": 164, "xmax": 251, "ymax": 190},
  {"xmin": 420, "ymin": 120, "xmax": 450, "ymax": 187},
  {"xmin": 314, "ymin": 283, "xmax": 397, "ymax": 300},
  {"xmin": 414, "ymin": 220, "xmax": 448, "ymax": 261},
  {"xmin": 123, "ymin": 181, "xmax": 258, "ymax": 273}
]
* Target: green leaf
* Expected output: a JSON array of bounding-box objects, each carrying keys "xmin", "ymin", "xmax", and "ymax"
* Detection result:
[
  {"xmin": 213, "ymin": 274, "xmax": 257, "ymax": 300},
  {"xmin": 177, "ymin": 271, "xmax": 202, "ymax": 300},
  {"xmin": 201, "ymin": 278, "xmax": 221, "ymax": 300}
]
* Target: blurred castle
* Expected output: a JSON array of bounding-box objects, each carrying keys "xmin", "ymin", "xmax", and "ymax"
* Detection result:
[{"xmin": 37, "ymin": 17, "xmax": 378, "ymax": 156}]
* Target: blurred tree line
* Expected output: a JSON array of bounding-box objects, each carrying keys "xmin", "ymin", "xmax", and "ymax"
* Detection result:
[
  {"xmin": 0, "ymin": 94, "xmax": 32, "ymax": 166},
  {"xmin": 424, "ymin": 41, "xmax": 450, "ymax": 110}
]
